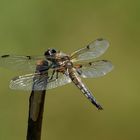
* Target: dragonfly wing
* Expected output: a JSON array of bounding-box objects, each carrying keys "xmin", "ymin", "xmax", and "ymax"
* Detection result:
[
  {"xmin": 75, "ymin": 60, "xmax": 114, "ymax": 78},
  {"xmin": 10, "ymin": 72, "xmax": 71, "ymax": 91},
  {"xmin": 9, "ymin": 73, "xmax": 46, "ymax": 91},
  {"xmin": 0, "ymin": 55, "xmax": 46, "ymax": 72},
  {"xmin": 70, "ymin": 38, "xmax": 109, "ymax": 62}
]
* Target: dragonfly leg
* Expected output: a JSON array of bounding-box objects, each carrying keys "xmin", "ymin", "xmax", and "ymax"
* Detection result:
[
  {"xmin": 56, "ymin": 71, "xmax": 59, "ymax": 79},
  {"xmin": 49, "ymin": 70, "xmax": 56, "ymax": 80},
  {"xmin": 76, "ymin": 68, "xmax": 82, "ymax": 75}
]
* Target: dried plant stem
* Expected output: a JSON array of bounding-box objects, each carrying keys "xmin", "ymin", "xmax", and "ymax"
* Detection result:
[{"xmin": 26, "ymin": 90, "xmax": 46, "ymax": 140}]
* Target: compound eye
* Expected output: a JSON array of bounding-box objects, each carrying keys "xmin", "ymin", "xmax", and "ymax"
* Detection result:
[
  {"xmin": 51, "ymin": 49, "xmax": 56, "ymax": 53},
  {"xmin": 44, "ymin": 50, "xmax": 51, "ymax": 56}
]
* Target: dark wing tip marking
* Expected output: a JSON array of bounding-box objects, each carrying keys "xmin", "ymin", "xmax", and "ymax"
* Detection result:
[
  {"xmin": 102, "ymin": 60, "xmax": 108, "ymax": 62},
  {"xmin": 1, "ymin": 55, "xmax": 10, "ymax": 58},
  {"xmin": 26, "ymin": 56, "xmax": 31, "ymax": 60},
  {"xmin": 86, "ymin": 45, "xmax": 90, "ymax": 49},
  {"xmin": 97, "ymin": 38, "xmax": 104, "ymax": 41},
  {"xmin": 12, "ymin": 76, "xmax": 19, "ymax": 81},
  {"xmin": 89, "ymin": 62, "xmax": 92, "ymax": 65}
]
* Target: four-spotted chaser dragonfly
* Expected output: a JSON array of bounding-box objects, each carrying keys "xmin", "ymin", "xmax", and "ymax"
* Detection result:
[{"xmin": 0, "ymin": 38, "xmax": 113, "ymax": 110}]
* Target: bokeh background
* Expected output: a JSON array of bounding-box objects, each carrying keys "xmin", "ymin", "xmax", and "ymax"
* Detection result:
[{"xmin": 0, "ymin": 0, "xmax": 140, "ymax": 140}]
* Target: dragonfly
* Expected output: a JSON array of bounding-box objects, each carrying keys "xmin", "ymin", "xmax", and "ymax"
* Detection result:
[{"xmin": 0, "ymin": 38, "xmax": 113, "ymax": 110}]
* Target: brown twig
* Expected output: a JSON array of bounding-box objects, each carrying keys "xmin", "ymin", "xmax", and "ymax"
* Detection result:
[
  {"xmin": 26, "ymin": 90, "xmax": 46, "ymax": 140},
  {"xmin": 26, "ymin": 61, "xmax": 48, "ymax": 140}
]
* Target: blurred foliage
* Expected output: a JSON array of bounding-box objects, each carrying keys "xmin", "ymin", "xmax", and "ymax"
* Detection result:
[{"xmin": 0, "ymin": 0, "xmax": 140, "ymax": 140}]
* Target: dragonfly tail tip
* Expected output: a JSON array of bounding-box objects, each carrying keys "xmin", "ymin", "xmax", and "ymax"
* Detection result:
[{"xmin": 97, "ymin": 105, "xmax": 103, "ymax": 110}]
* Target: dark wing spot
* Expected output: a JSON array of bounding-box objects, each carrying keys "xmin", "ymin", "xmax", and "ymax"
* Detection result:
[
  {"xmin": 1, "ymin": 55, "xmax": 10, "ymax": 58},
  {"xmin": 26, "ymin": 56, "xmax": 31, "ymax": 60},
  {"xmin": 97, "ymin": 38, "xmax": 103, "ymax": 41},
  {"xmin": 12, "ymin": 76, "xmax": 19, "ymax": 81},
  {"xmin": 102, "ymin": 60, "xmax": 108, "ymax": 62},
  {"xmin": 89, "ymin": 62, "xmax": 92, "ymax": 65},
  {"xmin": 87, "ymin": 45, "xmax": 90, "ymax": 49}
]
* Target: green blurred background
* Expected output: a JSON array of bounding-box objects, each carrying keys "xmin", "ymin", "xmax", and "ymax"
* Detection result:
[{"xmin": 0, "ymin": 0, "xmax": 140, "ymax": 140}]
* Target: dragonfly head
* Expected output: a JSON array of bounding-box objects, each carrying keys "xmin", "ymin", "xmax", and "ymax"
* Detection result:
[{"xmin": 44, "ymin": 49, "xmax": 57, "ymax": 60}]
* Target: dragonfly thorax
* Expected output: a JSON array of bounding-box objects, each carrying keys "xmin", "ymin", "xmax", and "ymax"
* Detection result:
[{"xmin": 64, "ymin": 61, "xmax": 73, "ymax": 69}]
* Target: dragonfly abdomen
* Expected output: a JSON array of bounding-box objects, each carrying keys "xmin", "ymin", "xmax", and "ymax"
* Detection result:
[{"xmin": 68, "ymin": 68, "xmax": 103, "ymax": 110}]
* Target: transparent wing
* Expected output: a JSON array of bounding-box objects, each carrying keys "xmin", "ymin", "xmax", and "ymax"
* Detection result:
[
  {"xmin": 0, "ymin": 55, "xmax": 49, "ymax": 72},
  {"xmin": 47, "ymin": 72, "xmax": 71, "ymax": 90},
  {"xmin": 70, "ymin": 38, "xmax": 109, "ymax": 62},
  {"xmin": 9, "ymin": 72, "xmax": 71, "ymax": 91},
  {"xmin": 75, "ymin": 60, "xmax": 114, "ymax": 78}
]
